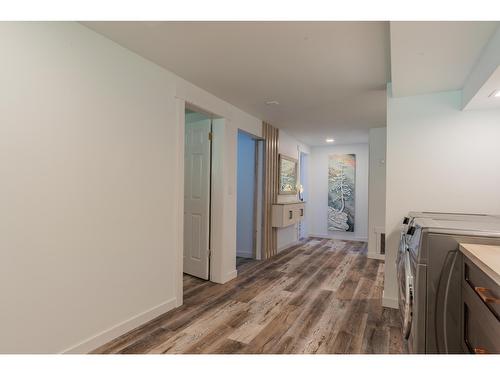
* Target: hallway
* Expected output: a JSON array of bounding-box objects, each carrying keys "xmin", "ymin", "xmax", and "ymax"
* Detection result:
[{"xmin": 93, "ymin": 238, "xmax": 406, "ymax": 354}]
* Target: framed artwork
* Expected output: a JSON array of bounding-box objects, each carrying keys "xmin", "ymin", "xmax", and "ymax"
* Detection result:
[
  {"xmin": 328, "ymin": 154, "xmax": 356, "ymax": 232},
  {"xmin": 278, "ymin": 154, "xmax": 298, "ymax": 195}
]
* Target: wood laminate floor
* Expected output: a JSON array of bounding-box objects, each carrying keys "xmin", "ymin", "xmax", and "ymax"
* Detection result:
[
  {"xmin": 236, "ymin": 256, "xmax": 255, "ymax": 269},
  {"xmin": 93, "ymin": 238, "xmax": 407, "ymax": 354}
]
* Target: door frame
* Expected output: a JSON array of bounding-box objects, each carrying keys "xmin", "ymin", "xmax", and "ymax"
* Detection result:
[
  {"xmin": 236, "ymin": 131, "xmax": 264, "ymax": 262},
  {"xmin": 175, "ymin": 98, "xmax": 262, "ymax": 308},
  {"xmin": 174, "ymin": 99, "xmax": 230, "ymax": 307},
  {"xmin": 298, "ymin": 150, "xmax": 309, "ymax": 240},
  {"xmin": 184, "ymin": 103, "xmax": 218, "ymax": 282},
  {"xmin": 253, "ymin": 138, "xmax": 264, "ymax": 260}
]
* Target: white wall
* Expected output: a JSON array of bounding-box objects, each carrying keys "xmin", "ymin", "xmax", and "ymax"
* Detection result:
[
  {"xmin": 309, "ymin": 144, "xmax": 369, "ymax": 241},
  {"xmin": 384, "ymin": 87, "xmax": 500, "ymax": 308},
  {"xmin": 210, "ymin": 118, "xmax": 240, "ymax": 284},
  {"xmin": 368, "ymin": 128, "xmax": 387, "ymax": 259},
  {"xmin": 236, "ymin": 131, "xmax": 256, "ymax": 258},
  {"xmin": 0, "ymin": 22, "xmax": 261, "ymax": 353},
  {"xmin": 276, "ymin": 131, "xmax": 310, "ymax": 251}
]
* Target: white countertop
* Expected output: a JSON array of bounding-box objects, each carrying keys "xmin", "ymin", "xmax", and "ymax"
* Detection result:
[{"xmin": 459, "ymin": 243, "xmax": 500, "ymax": 286}]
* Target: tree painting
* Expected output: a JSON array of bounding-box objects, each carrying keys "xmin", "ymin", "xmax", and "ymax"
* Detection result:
[
  {"xmin": 328, "ymin": 154, "xmax": 355, "ymax": 232},
  {"xmin": 279, "ymin": 155, "xmax": 298, "ymax": 195}
]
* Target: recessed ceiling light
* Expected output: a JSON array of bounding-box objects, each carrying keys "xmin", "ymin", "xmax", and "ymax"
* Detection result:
[
  {"xmin": 265, "ymin": 100, "xmax": 279, "ymax": 105},
  {"xmin": 489, "ymin": 90, "xmax": 500, "ymax": 98},
  {"xmin": 326, "ymin": 138, "xmax": 335, "ymax": 143}
]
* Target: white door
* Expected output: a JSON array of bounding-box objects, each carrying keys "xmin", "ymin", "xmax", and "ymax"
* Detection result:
[{"xmin": 184, "ymin": 118, "xmax": 211, "ymax": 279}]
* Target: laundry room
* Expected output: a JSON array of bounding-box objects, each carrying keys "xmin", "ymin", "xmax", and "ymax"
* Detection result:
[{"xmin": 384, "ymin": 84, "xmax": 500, "ymax": 353}]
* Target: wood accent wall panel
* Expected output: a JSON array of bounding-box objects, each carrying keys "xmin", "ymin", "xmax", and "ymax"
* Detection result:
[{"xmin": 262, "ymin": 122, "xmax": 279, "ymax": 259}]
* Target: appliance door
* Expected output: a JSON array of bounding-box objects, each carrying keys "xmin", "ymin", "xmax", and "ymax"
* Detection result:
[
  {"xmin": 434, "ymin": 249, "xmax": 460, "ymax": 353},
  {"xmin": 397, "ymin": 245, "xmax": 414, "ymax": 339}
]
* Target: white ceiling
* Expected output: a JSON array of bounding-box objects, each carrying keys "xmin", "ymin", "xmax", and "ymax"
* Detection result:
[
  {"xmin": 82, "ymin": 22, "xmax": 390, "ymax": 145},
  {"xmin": 82, "ymin": 21, "xmax": 499, "ymax": 146},
  {"xmin": 390, "ymin": 21, "xmax": 499, "ymax": 97}
]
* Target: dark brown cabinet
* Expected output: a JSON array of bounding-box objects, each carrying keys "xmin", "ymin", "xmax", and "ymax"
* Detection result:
[{"xmin": 461, "ymin": 256, "xmax": 500, "ymax": 354}]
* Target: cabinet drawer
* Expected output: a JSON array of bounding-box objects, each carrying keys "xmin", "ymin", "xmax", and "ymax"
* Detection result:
[
  {"xmin": 284, "ymin": 208, "xmax": 295, "ymax": 226},
  {"xmin": 272, "ymin": 203, "xmax": 305, "ymax": 228},
  {"xmin": 463, "ymin": 257, "xmax": 500, "ymax": 320},
  {"xmin": 462, "ymin": 283, "xmax": 500, "ymax": 354}
]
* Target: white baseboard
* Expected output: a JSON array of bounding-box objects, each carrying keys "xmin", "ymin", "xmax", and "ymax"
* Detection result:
[
  {"xmin": 215, "ymin": 269, "xmax": 237, "ymax": 284},
  {"xmin": 309, "ymin": 233, "xmax": 368, "ymax": 242},
  {"xmin": 382, "ymin": 290, "xmax": 399, "ymax": 309},
  {"xmin": 62, "ymin": 297, "xmax": 177, "ymax": 354},
  {"xmin": 367, "ymin": 252, "xmax": 385, "ymax": 260}
]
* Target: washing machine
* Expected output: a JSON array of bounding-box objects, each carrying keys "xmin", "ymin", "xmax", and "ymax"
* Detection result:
[{"xmin": 397, "ymin": 213, "xmax": 500, "ymax": 353}]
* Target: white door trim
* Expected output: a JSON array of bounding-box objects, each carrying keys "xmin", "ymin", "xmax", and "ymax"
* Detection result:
[
  {"xmin": 175, "ymin": 99, "xmax": 239, "ymax": 301},
  {"xmin": 209, "ymin": 118, "xmax": 238, "ymax": 284},
  {"xmin": 174, "ymin": 98, "xmax": 185, "ymax": 307}
]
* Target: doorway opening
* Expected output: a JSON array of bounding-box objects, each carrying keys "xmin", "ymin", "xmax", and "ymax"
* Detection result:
[
  {"xmin": 183, "ymin": 106, "xmax": 214, "ymax": 282},
  {"xmin": 236, "ymin": 130, "xmax": 264, "ymax": 272},
  {"xmin": 298, "ymin": 151, "xmax": 308, "ymax": 240}
]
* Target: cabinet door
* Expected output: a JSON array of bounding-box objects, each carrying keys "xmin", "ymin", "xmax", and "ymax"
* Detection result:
[
  {"xmin": 461, "ymin": 258, "xmax": 500, "ymax": 354},
  {"xmin": 462, "ymin": 284, "xmax": 500, "ymax": 354}
]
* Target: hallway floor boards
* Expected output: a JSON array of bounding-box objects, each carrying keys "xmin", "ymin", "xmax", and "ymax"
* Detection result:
[{"xmin": 93, "ymin": 238, "xmax": 406, "ymax": 354}]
